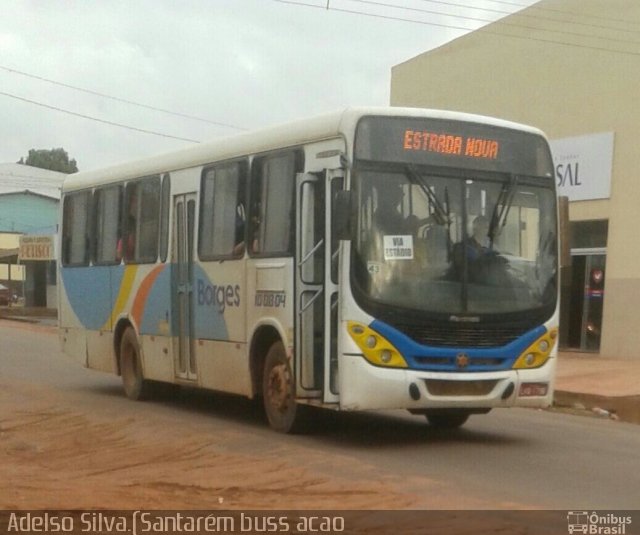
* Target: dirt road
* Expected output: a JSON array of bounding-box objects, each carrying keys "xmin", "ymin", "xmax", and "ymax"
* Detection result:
[
  {"xmin": 0, "ymin": 319, "xmax": 500, "ymax": 511},
  {"xmin": 1, "ymin": 378, "xmax": 426, "ymax": 511}
]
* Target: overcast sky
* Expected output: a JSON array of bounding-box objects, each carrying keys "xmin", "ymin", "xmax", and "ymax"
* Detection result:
[{"xmin": 0, "ymin": 0, "xmax": 538, "ymax": 173}]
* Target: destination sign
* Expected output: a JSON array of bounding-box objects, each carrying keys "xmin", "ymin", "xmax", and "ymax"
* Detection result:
[
  {"xmin": 402, "ymin": 129, "xmax": 500, "ymax": 160},
  {"xmin": 354, "ymin": 116, "xmax": 554, "ymax": 177}
]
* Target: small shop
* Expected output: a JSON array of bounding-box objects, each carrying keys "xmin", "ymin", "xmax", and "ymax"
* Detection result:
[{"xmin": 551, "ymin": 133, "xmax": 613, "ymax": 353}]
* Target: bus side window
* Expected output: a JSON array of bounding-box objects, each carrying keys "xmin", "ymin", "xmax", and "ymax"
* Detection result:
[
  {"xmin": 159, "ymin": 174, "xmax": 171, "ymax": 263},
  {"xmin": 120, "ymin": 184, "xmax": 138, "ymax": 262},
  {"xmin": 62, "ymin": 190, "xmax": 92, "ymax": 267},
  {"xmin": 249, "ymin": 151, "xmax": 300, "ymax": 256},
  {"xmin": 94, "ymin": 185, "xmax": 122, "ymax": 265},
  {"xmin": 198, "ymin": 160, "xmax": 247, "ymax": 259},
  {"xmin": 122, "ymin": 177, "xmax": 161, "ymax": 263}
]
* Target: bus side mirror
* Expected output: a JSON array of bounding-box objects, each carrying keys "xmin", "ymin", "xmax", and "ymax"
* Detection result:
[{"xmin": 333, "ymin": 190, "xmax": 352, "ymax": 241}]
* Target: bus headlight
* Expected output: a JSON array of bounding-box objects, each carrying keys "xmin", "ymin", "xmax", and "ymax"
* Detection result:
[
  {"xmin": 513, "ymin": 328, "xmax": 558, "ymax": 369},
  {"xmin": 347, "ymin": 321, "xmax": 408, "ymax": 368}
]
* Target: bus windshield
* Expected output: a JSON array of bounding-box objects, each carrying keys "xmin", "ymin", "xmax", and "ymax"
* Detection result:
[{"xmin": 351, "ymin": 166, "xmax": 558, "ymax": 316}]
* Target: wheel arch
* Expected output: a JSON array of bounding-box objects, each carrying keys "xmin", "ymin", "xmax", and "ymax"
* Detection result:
[
  {"xmin": 249, "ymin": 323, "xmax": 285, "ymax": 399},
  {"xmin": 113, "ymin": 318, "xmax": 136, "ymax": 376}
]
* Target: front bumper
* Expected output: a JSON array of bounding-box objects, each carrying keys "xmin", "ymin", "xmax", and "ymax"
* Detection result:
[{"xmin": 339, "ymin": 353, "xmax": 556, "ymax": 411}]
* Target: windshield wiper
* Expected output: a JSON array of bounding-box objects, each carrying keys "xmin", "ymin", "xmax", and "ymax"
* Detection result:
[
  {"xmin": 488, "ymin": 174, "xmax": 519, "ymax": 245},
  {"xmin": 405, "ymin": 165, "xmax": 449, "ymax": 226}
]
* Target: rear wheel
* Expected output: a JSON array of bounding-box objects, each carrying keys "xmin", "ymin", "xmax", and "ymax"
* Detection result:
[
  {"xmin": 262, "ymin": 341, "xmax": 304, "ymax": 433},
  {"xmin": 120, "ymin": 327, "xmax": 153, "ymax": 400},
  {"xmin": 425, "ymin": 409, "xmax": 470, "ymax": 429}
]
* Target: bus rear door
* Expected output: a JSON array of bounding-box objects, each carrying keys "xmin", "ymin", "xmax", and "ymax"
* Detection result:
[{"xmin": 172, "ymin": 193, "xmax": 198, "ymax": 382}]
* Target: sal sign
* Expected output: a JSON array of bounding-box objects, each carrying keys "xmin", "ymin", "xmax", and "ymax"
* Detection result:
[{"xmin": 550, "ymin": 132, "xmax": 614, "ymax": 201}]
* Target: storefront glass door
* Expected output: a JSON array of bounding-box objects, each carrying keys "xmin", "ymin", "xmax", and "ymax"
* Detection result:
[{"xmin": 564, "ymin": 249, "xmax": 606, "ymax": 352}]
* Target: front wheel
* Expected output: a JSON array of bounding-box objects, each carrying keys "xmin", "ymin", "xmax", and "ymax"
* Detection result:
[
  {"xmin": 424, "ymin": 409, "xmax": 470, "ymax": 429},
  {"xmin": 120, "ymin": 327, "xmax": 153, "ymax": 401},
  {"xmin": 262, "ymin": 341, "xmax": 304, "ymax": 433}
]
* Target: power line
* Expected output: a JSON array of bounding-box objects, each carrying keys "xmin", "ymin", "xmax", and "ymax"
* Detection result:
[
  {"xmin": 276, "ymin": 0, "xmax": 482, "ymax": 31},
  {"xmin": 275, "ymin": 0, "xmax": 640, "ymax": 57},
  {"xmin": 0, "ymin": 64, "xmax": 248, "ymax": 131},
  {"xmin": 348, "ymin": 0, "xmax": 640, "ymax": 45},
  {"xmin": 414, "ymin": 0, "xmax": 640, "ymax": 34},
  {"xmin": 480, "ymin": 0, "xmax": 640, "ymax": 27},
  {"xmin": 0, "ymin": 90, "xmax": 202, "ymax": 143}
]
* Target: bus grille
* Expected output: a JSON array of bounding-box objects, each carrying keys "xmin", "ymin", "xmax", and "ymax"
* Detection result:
[
  {"xmin": 397, "ymin": 324, "xmax": 526, "ymax": 348},
  {"xmin": 425, "ymin": 379, "xmax": 498, "ymax": 396}
]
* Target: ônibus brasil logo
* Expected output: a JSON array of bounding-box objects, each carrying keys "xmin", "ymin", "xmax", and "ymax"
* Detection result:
[{"xmin": 567, "ymin": 512, "xmax": 633, "ymax": 534}]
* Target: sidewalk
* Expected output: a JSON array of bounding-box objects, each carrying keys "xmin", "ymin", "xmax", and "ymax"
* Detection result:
[
  {"xmin": 555, "ymin": 351, "xmax": 640, "ymax": 424},
  {"xmin": 0, "ymin": 306, "xmax": 57, "ymax": 327}
]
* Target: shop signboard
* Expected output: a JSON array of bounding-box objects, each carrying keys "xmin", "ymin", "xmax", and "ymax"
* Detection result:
[
  {"xmin": 19, "ymin": 235, "xmax": 55, "ymax": 261},
  {"xmin": 550, "ymin": 132, "xmax": 614, "ymax": 201}
]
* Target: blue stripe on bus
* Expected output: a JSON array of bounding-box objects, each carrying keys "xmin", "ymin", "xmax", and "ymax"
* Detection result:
[
  {"xmin": 370, "ymin": 319, "xmax": 546, "ymax": 372},
  {"xmin": 61, "ymin": 264, "xmax": 231, "ymax": 341},
  {"xmin": 61, "ymin": 266, "xmax": 125, "ymax": 330}
]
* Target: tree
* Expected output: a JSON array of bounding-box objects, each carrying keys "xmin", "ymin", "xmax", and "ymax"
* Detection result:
[{"xmin": 17, "ymin": 148, "xmax": 79, "ymax": 173}]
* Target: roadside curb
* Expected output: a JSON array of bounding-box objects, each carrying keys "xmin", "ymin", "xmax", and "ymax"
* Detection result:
[
  {"xmin": 554, "ymin": 390, "xmax": 640, "ymax": 425},
  {"xmin": 0, "ymin": 314, "xmax": 40, "ymax": 324},
  {"xmin": 0, "ymin": 307, "xmax": 57, "ymax": 326}
]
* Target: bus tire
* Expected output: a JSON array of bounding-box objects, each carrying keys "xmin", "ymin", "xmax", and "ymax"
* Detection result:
[
  {"xmin": 262, "ymin": 341, "xmax": 303, "ymax": 433},
  {"xmin": 120, "ymin": 327, "xmax": 152, "ymax": 401},
  {"xmin": 425, "ymin": 409, "xmax": 470, "ymax": 429}
]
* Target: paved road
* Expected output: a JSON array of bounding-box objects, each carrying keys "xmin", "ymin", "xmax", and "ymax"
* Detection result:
[{"xmin": 2, "ymin": 320, "xmax": 639, "ymax": 510}]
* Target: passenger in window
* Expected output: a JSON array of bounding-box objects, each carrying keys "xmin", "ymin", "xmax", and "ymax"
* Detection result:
[
  {"xmin": 247, "ymin": 200, "xmax": 263, "ymax": 255},
  {"xmin": 465, "ymin": 215, "xmax": 491, "ymax": 260},
  {"xmin": 374, "ymin": 182, "xmax": 427, "ymax": 236},
  {"xmin": 449, "ymin": 215, "xmax": 508, "ymax": 284},
  {"xmin": 374, "ymin": 183, "xmax": 409, "ymax": 235},
  {"xmin": 232, "ymin": 204, "xmax": 247, "ymax": 256},
  {"xmin": 117, "ymin": 193, "xmax": 137, "ymax": 261}
]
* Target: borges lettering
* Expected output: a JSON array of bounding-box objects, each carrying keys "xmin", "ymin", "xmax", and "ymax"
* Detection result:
[{"xmin": 197, "ymin": 280, "xmax": 241, "ymax": 313}]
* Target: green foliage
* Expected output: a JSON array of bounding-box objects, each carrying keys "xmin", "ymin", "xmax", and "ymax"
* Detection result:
[{"xmin": 17, "ymin": 148, "xmax": 79, "ymax": 173}]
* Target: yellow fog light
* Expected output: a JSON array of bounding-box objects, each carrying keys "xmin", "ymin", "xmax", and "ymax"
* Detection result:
[
  {"xmin": 347, "ymin": 321, "xmax": 408, "ymax": 368},
  {"xmin": 351, "ymin": 324, "xmax": 365, "ymax": 335},
  {"xmin": 513, "ymin": 327, "xmax": 558, "ymax": 369}
]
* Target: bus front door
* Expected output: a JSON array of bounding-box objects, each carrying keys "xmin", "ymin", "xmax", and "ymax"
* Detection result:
[
  {"xmin": 172, "ymin": 193, "xmax": 198, "ymax": 381},
  {"xmin": 296, "ymin": 171, "xmax": 342, "ymax": 404}
]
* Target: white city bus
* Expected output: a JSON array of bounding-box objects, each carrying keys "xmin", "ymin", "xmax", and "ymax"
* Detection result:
[{"xmin": 58, "ymin": 107, "xmax": 559, "ymax": 432}]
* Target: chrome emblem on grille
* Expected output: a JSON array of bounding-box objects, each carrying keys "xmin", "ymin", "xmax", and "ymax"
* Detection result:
[{"xmin": 456, "ymin": 353, "xmax": 470, "ymax": 369}]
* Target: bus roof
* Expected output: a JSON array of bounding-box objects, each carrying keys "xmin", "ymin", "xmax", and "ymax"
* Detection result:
[{"xmin": 62, "ymin": 106, "xmax": 547, "ymax": 192}]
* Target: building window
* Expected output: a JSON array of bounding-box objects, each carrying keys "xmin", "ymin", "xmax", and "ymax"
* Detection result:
[{"xmin": 570, "ymin": 220, "xmax": 608, "ymax": 249}]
